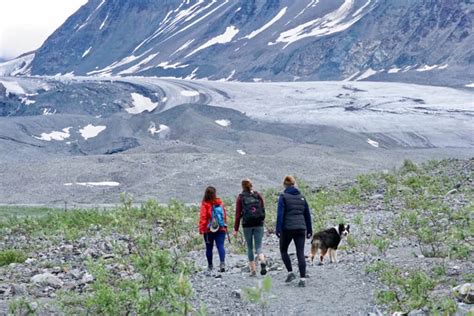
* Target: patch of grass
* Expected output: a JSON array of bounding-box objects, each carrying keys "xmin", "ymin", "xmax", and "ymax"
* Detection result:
[
  {"xmin": 0, "ymin": 249, "xmax": 27, "ymax": 266},
  {"xmin": 366, "ymin": 261, "xmax": 450, "ymax": 314},
  {"xmin": 0, "ymin": 205, "xmax": 62, "ymax": 218},
  {"xmin": 8, "ymin": 297, "xmax": 37, "ymax": 315}
]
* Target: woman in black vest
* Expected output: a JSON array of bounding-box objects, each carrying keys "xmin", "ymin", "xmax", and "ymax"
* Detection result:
[
  {"xmin": 233, "ymin": 179, "xmax": 267, "ymax": 277},
  {"xmin": 276, "ymin": 175, "xmax": 312, "ymax": 287}
]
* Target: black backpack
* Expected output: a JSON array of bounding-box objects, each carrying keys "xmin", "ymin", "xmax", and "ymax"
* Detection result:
[{"xmin": 240, "ymin": 191, "xmax": 265, "ymax": 226}]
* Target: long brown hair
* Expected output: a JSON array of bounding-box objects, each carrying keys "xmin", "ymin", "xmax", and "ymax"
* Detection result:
[{"xmin": 203, "ymin": 186, "xmax": 217, "ymax": 202}]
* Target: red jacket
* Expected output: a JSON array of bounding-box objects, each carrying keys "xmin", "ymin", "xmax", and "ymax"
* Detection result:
[{"xmin": 199, "ymin": 198, "xmax": 227, "ymax": 234}]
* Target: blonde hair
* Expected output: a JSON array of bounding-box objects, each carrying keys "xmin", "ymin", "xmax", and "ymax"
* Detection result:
[
  {"xmin": 241, "ymin": 179, "xmax": 253, "ymax": 192},
  {"xmin": 283, "ymin": 175, "xmax": 296, "ymax": 187}
]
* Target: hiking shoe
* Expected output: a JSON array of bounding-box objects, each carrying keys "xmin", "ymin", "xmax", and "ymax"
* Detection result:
[
  {"xmin": 219, "ymin": 262, "xmax": 226, "ymax": 273},
  {"xmin": 260, "ymin": 262, "xmax": 267, "ymax": 276},
  {"xmin": 205, "ymin": 266, "xmax": 213, "ymax": 277},
  {"xmin": 285, "ymin": 272, "xmax": 296, "ymax": 283},
  {"xmin": 249, "ymin": 270, "xmax": 257, "ymax": 277},
  {"xmin": 298, "ymin": 278, "xmax": 306, "ymax": 287}
]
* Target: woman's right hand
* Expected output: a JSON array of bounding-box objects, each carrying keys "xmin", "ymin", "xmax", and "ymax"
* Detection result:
[{"xmin": 232, "ymin": 230, "xmax": 238, "ymax": 238}]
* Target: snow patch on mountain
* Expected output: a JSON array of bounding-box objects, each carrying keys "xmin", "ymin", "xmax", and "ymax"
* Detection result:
[
  {"xmin": 272, "ymin": 0, "xmax": 371, "ymax": 48},
  {"xmin": 34, "ymin": 127, "xmax": 71, "ymax": 141},
  {"xmin": 88, "ymin": 54, "xmax": 145, "ymax": 76},
  {"xmin": 19, "ymin": 96, "xmax": 35, "ymax": 105},
  {"xmin": 367, "ymin": 138, "xmax": 379, "ymax": 148},
  {"xmin": 82, "ymin": 47, "xmax": 92, "ymax": 58},
  {"xmin": 100, "ymin": 14, "xmax": 109, "ymax": 30},
  {"xmin": 244, "ymin": 7, "xmax": 287, "ymax": 40},
  {"xmin": 180, "ymin": 90, "xmax": 200, "ymax": 97},
  {"xmin": 172, "ymin": 39, "xmax": 195, "ymax": 56},
  {"xmin": 157, "ymin": 61, "xmax": 188, "ymax": 69},
  {"xmin": 0, "ymin": 53, "xmax": 34, "ymax": 76},
  {"xmin": 119, "ymin": 53, "xmax": 159, "ymax": 75},
  {"xmin": 64, "ymin": 181, "xmax": 120, "ymax": 187},
  {"xmin": 148, "ymin": 122, "xmax": 170, "ymax": 138},
  {"xmin": 0, "ymin": 80, "xmax": 26, "ymax": 96},
  {"xmin": 356, "ymin": 68, "xmax": 377, "ymax": 81},
  {"xmin": 79, "ymin": 124, "xmax": 106, "ymax": 140},
  {"xmin": 215, "ymin": 119, "xmax": 231, "ymax": 127},
  {"xmin": 42, "ymin": 108, "xmax": 56, "ymax": 116},
  {"xmin": 186, "ymin": 25, "xmax": 239, "ymax": 57},
  {"xmin": 416, "ymin": 65, "xmax": 439, "ymax": 72},
  {"xmin": 127, "ymin": 93, "xmax": 159, "ymax": 114},
  {"xmin": 295, "ymin": 0, "xmax": 320, "ymax": 19}
]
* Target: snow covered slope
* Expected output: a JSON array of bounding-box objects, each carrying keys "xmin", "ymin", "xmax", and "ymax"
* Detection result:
[
  {"xmin": 0, "ymin": 53, "xmax": 34, "ymax": 76},
  {"xmin": 1, "ymin": 76, "xmax": 472, "ymax": 150},
  {"xmin": 28, "ymin": 0, "xmax": 473, "ymax": 86}
]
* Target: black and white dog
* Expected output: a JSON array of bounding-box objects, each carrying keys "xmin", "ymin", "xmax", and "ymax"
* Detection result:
[{"xmin": 310, "ymin": 224, "xmax": 350, "ymax": 265}]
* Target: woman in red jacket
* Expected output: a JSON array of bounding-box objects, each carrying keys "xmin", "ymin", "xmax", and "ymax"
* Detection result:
[{"xmin": 199, "ymin": 186, "xmax": 227, "ymax": 274}]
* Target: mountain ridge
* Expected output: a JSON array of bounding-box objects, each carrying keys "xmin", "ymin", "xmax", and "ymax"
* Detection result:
[{"xmin": 3, "ymin": 0, "xmax": 469, "ymax": 86}]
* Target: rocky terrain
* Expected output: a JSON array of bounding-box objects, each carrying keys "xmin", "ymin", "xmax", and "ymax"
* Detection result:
[
  {"xmin": 0, "ymin": 158, "xmax": 472, "ymax": 315},
  {"xmin": 0, "ymin": 76, "xmax": 472, "ymax": 205},
  {"xmin": 2, "ymin": 0, "xmax": 473, "ymax": 87}
]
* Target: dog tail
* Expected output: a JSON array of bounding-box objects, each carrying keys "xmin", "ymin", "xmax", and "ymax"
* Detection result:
[{"xmin": 310, "ymin": 239, "xmax": 320, "ymax": 263}]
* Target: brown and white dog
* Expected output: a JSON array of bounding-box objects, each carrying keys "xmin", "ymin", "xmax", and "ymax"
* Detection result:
[{"xmin": 310, "ymin": 224, "xmax": 350, "ymax": 265}]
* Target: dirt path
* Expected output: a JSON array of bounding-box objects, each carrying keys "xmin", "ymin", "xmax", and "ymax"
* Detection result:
[{"xmin": 190, "ymin": 235, "xmax": 379, "ymax": 315}]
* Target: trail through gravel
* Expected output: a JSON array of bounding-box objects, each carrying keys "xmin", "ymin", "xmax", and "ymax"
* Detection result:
[{"xmin": 190, "ymin": 234, "xmax": 379, "ymax": 315}]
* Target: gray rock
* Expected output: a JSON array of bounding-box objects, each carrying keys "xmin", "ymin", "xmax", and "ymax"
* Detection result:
[
  {"xmin": 408, "ymin": 309, "xmax": 426, "ymax": 316},
  {"xmin": 231, "ymin": 289, "xmax": 242, "ymax": 299},
  {"xmin": 453, "ymin": 283, "xmax": 474, "ymax": 304},
  {"xmin": 81, "ymin": 273, "xmax": 94, "ymax": 284},
  {"xmin": 68, "ymin": 268, "xmax": 83, "ymax": 280},
  {"xmin": 11, "ymin": 284, "xmax": 27, "ymax": 296},
  {"xmin": 25, "ymin": 258, "xmax": 37, "ymax": 265},
  {"xmin": 31, "ymin": 273, "xmax": 63, "ymax": 289},
  {"xmin": 0, "ymin": 284, "xmax": 11, "ymax": 296}
]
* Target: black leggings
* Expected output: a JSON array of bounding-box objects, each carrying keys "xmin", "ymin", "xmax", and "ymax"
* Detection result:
[{"xmin": 280, "ymin": 230, "xmax": 306, "ymax": 278}]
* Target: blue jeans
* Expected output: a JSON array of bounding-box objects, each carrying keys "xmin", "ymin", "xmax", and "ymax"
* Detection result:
[
  {"xmin": 204, "ymin": 232, "xmax": 226, "ymax": 268},
  {"xmin": 243, "ymin": 226, "xmax": 264, "ymax": 261}
]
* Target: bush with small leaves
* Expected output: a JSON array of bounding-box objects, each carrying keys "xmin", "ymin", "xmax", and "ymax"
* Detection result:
[
  {"xmin": 0, "ymin": 249, "xmax": 27, "ymax": 267},
  {"xmin": 365, "ymin": 261, "xmax": 458, "ymax": 314},
  {"xmin": 243, "ymin": 276, "xmax": 276, "ymax": 316}
]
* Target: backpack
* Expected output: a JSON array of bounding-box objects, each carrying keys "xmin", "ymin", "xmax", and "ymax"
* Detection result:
[
  {"xmin": 241, "ymin": 192, "xmax": 265, "ymax": 226},
  {"xmin": 209, "ymin": 204, "xmax": 226, "ymax": 232}
]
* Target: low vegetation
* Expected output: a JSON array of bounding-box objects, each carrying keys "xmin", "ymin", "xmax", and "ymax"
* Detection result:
[
  {"xmin": 365, "ymin": 261, "xmax": 458, "ymax": 315},
  {"xmin": 0, "ymin": 249, "xmax": 27, "ymax": 267},
  {"xmin": 0, "ymin": 158, "xmax": 472, "ymax": 314},
  {"xmin": 243, "ymin": 276, "xmax": 275, "ymax": 316}
]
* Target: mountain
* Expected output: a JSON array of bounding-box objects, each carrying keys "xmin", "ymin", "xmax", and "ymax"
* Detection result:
[{"xmin": 15, "ymin": 0, "xmax": 472, "ymax": 86}]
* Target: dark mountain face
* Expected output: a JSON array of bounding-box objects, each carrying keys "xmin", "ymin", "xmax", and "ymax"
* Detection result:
[{"xmin": 27, "ymin": 0, "xmax": 473, "ymax": 85}]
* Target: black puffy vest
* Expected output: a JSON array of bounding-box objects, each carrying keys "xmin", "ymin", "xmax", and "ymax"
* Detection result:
[{"xmin": 282, "ymin": 193, "xmax": 307, "ymax": 231}]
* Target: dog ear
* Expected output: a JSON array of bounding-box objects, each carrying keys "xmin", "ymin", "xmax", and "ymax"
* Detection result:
[
  {"xmin": 346, "ymin": 224, "xmax": 350, "ymax": 231},
  {"xmin": 338, "ymin": 223, "xmax": 344, "ymax": 232}
]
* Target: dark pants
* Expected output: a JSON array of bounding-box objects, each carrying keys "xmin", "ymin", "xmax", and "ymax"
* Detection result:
[
  {"xmin": 204, "ymin": 232, "xmax": 226, "ymax": 268},
  {"xmin": 280, "ymin": 230, "xmax": 306, "ymax": 278}
]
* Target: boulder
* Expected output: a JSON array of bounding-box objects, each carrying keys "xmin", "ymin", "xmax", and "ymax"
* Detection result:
[
  {"xmin": 31, "ymin": 273, "xmax": 63, "ymax": 289},
  {"xmin": 453, "ymin": 283, "xmax": 474, "ymax": 304}
]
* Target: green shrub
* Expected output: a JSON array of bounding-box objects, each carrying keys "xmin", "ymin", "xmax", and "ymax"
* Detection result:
[
  {"xmin": 356, "ymin": 174, "xmax": 377, "ymax": 194},
  {"xmin": 243, "ymin": 276, "xmax": 275, "ymax": 316},
  {"xmin": 372, "ymin": 237, "xmax": 390, "ymax": 256},
  {"xmin": 64, "ymin": 234, "xmax": 195, "ymax": 315},
  {"xmin": 366, "ymin": 261, "xmax": 457, "ymax": 314},
  {"xmin": 8, "ymin": 297, "xmax": 37, "ymax": 316},
  {"xmin": 401, "ymin": 159, "xmax": 419, "ymax": 174},
  {"xmin": 0, "ymin": 249, "xmax": 27, "ymax": 266}
]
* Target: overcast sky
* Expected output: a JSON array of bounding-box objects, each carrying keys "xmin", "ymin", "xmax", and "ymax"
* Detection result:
[{"xmin": 0, "ymin": 0, "xmax": 87, "ymax": 60}]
